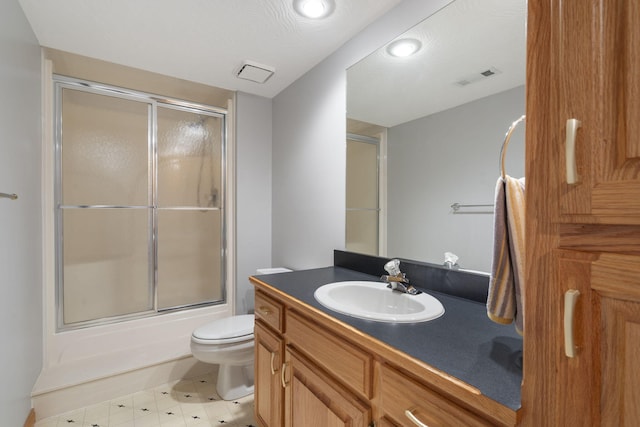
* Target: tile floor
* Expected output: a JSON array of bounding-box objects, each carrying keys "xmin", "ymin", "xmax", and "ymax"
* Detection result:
[{"xmin": 34, "ymin": 372, "xmax": 257, "ymax": 427}]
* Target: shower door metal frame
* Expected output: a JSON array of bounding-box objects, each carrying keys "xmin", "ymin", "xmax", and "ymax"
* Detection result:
[
  {"xmin": 53, "ymin": 75, "xmax": 228, "ymax": 331},
  {"xmin": 346, "ymin": 133, "xmax": 381, "ymax": 256}
]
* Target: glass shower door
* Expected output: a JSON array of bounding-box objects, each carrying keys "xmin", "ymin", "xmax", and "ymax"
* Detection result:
[
  {"xmin": 59, "ymin": 88, "xmax": 153, "ymax": 325},
  {"xmin": 156, "ymin": 107, "xmax": 225, "ymax": 309},
  {"xmin": 55, "ymin": 78, "xmax": 227, "ymax": 329}
]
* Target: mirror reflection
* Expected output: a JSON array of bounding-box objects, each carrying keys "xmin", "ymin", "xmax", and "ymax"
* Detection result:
[{"xmin": 346, "ymin": 0, "xmax": 527, "ymax": 272}]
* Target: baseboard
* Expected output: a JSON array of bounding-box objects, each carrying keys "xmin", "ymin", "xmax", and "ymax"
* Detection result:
[
  {"xmin": 24, "ymin": 409, "xmax": 35, "ymax": 427},
  {"xmin": 32, "ymin": 356, "xmax": 216, "ymax": 420}
]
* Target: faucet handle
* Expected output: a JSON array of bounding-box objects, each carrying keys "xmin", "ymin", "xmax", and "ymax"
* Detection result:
[{"xmin": 384, "ymin": 259, "xmax": 401, "ymax": 276}]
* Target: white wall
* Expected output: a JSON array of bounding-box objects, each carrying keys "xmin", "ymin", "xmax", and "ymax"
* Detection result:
[
  {"xmin": 272, "ymin": 0, "xmax": 453, "ymax": 269},
  {"xmin": 236, "ymin": 92, "xmax": 273, "ymax": 313},
  {"xmin": 0, "ymin": 0, "xmax": 43, "ymax": 424},
  {"xmin": 388, "ymin": 86, "xmax": 525, "ymax": 272}
]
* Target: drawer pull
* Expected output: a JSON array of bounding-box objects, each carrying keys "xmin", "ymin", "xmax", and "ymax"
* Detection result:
[
  {"xmin": 258, "ymin": 306, "xmax": 272, "ymax": 315},
  {"xmin": 405, "ymin": 409, "xmax": 429, "ymax": 427},
  {"xmin": 565, "ymin": 118, "xmax": 582, "ymax": 184},
  {"xmin": 564, "ymin": 289, "xmax": 580, "ymax": 358},
  {"xmin": 270, "ymin": 351, "xmax": 277, "ymax": 375},
  {"xmin": 281, "ymin": 362, "xmax": 289, "ymax": 388}
]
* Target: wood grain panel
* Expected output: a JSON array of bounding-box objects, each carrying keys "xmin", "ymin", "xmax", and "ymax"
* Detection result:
[
  {"xmin": 592, "ymin": 253, "xmax": 640, "ymax": 302},
  {"xmin": 618, "ymin": 0, "xmax": 640, "ymax": 160},
  {"xmin": 559, "ymin": 223, "xmax": 640, "ymax": 253},
  {"xmin": 254, "ymin": 321, "xmax": 283, "ymax": 427},
  {"xmin": 255, "ymin": 291, "xmax": 284, "ymax": 333},
  {"xmin": 600, "ymin": 298, "xmax": 640, "ymax": 427},
  {"xmin": 592, "ymin": 183, "xmax": 640, "ymax": 217},
  {"xmin": 285, "ymin": 349, "xmax": 370, "ymax": 427},
  {"xmin": 378, "ymin": 364, "xmax": 493, "ymax": 427},
  {"xmin": 286, "ymin": 310, "xmax": 372, "ymax": 398},
  {"xmin": 555, "ymin": 253, "xmax": 600, "ymax": 426}
]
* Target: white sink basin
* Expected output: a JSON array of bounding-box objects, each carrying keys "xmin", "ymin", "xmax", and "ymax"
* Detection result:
[{"xmin": 314, "ymin": 281, "xmax": 444, "ymax": 323}]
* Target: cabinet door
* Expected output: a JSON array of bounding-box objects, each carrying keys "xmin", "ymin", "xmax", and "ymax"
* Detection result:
[
  {"xmin": 600, "ymin": 297, "xmax": 640, "ymax": 426},
  {"xmin": 254, "ymin": 321, "xmax": 283, "ymax": 427},
  {"xmin": 283, "ymin": 348, "xmax": 371, "ymax": 427},
  {"xmin": 592, "ymin": 253, "xmax": 640, "ymax": 426},
  {"xmin": 553, "ymin": 0, "xmax": 640, "ymax": 222}
]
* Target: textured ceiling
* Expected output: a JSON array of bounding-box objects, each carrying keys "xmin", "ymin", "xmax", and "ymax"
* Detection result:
[
  {"xmin": 18, "ymin": 0, "xmax": 403, "ymax": 98},
  {"xmin": 347, "ymin": 0, "xmax": 527, "ymax": 128}
]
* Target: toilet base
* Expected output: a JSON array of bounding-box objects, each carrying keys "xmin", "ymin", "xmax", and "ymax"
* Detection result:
[{"xmin": 216, "ymin": 363, "xmax": 255, "ymax": 400}]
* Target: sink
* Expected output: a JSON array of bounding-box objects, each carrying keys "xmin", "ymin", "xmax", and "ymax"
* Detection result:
[{"xmin": 313, "ymin": 281, "xmax": 444, "ymax": 323}]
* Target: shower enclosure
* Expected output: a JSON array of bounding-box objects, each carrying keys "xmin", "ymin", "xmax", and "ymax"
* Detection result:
[{"xmin": 54, "ymin": 76, "xmax": 227, "ymax": 329}]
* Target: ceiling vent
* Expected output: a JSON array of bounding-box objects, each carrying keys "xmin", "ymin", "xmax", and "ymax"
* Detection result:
[
  {"xmin": 235, "ymin": 61, "xmax": 275, "ymax": 84},
  {"xmin": 454, "ymin": 67, "xmax": 502, "ymax": 87}
]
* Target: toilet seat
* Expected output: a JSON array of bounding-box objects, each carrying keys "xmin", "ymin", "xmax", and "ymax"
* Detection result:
[{"xmin": 191, "ymin": 314, "xmax": 255, "ymax": 345}]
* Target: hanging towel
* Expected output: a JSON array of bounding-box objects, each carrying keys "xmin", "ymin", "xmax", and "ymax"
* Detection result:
[{"xmin": 487, "ymin": 175, "xmax": 525, "ymax": 335}]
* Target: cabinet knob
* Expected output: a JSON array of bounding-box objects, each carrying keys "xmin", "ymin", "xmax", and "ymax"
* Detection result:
[{"xmin": 405, "ymin": 409, "xmax": 429, "ymax": 427}]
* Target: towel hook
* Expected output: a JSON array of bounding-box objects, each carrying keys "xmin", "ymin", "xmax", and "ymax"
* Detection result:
[{"xmin": 500, "ymin": 115, "xmax": 526, "ymax": 178}]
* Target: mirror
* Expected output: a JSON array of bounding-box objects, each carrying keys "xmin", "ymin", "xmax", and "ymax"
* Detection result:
[{"xmin": 346, "ymin": 0, "xmax": 527, "ymax": 272}]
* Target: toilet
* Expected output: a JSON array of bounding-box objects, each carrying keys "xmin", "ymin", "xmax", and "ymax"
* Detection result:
[
  {"xmin": 191, "ymin": 314, "xmax": 256, "ymax": 400},
  {"xmin": 190, "ymin": 267, "xmax": 291, "ymax": 400}
]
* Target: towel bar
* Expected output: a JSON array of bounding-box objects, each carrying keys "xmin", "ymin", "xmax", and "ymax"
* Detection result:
[
  {"xmin": 450, "ymin": 203, "xmax": 494, "ymax": 213},
  {"xmin": 0, "ymin": 192, "xmax": 18, "ymax": 200}
]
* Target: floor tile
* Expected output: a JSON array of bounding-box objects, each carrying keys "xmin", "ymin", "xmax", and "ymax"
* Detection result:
[{"xmin": 35, "ymin": 372, "xmax": 257, "ymax": 427}]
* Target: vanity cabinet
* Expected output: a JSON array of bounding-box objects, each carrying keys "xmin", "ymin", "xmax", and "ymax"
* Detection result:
[
  {"xmin": 252, "ymin": 285, "xmax": 518, "ymax": 427},
  {"xmin": 525, "ymin": 0, "xmax": 640, "ymax": 425},
  {"xmin": 254, "ymin": 289, "xmax": 371, "ymax": 427},
  {"xmin": 254, "ymin": 291, "xmax": 286, "ymax": 427}
]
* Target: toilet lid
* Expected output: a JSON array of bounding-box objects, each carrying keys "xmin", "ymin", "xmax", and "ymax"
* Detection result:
[{"xmin": 192, "ymin": 314, "xmax": 255, "ymax": 344}]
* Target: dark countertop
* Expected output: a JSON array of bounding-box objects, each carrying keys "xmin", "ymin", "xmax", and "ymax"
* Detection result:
[{"xmin": 253, "ymin": 266, "xmax": 523, "ymax": 411}]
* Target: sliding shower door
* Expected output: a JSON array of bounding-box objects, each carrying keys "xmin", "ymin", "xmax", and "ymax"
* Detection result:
[
  {"xmin": 156, "ymin": 107, "xmax": 224, "ymax": 310},
  {"xmin": 346, "ymin": 136, "xmax": 380, "ymax": 256},
  {"xmin": 55, "ymin": 77, "xmax": 227, "ymax": 329}
]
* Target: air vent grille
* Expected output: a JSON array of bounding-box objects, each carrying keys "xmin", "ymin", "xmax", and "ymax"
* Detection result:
[
  {"xmin": 454, "ymin": 67, "xmax": 502, "ymax": 87},
  {"xmin": 235, "ymin": 61, "xmax": 275, "ymax": 84}
]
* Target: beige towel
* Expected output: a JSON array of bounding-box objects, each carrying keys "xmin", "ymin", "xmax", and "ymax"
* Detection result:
[{"xmin": 487, "ymin": 175, "xmax": 525, "ymax": 335}]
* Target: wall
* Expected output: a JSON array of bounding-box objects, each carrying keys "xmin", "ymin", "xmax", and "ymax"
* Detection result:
[
  {"xmin": 0, "ymin": 0, "xmax": 43, "ymax": 424},
  {"xmin": 388, "ymin": 86, "xmax": 525, "ymax": 272},
  {"xmin": 271, "ymin": 0, "xmax": 453, "ymax": 269},
  {"xmin": 236, "ymin": 92, "xmax": 273, "ymax": 313}
]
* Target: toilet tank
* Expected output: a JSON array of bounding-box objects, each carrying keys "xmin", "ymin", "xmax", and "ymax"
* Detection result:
[{"xmin": 256, "ymin": 267, "xmax": 292, "ymax": 275}]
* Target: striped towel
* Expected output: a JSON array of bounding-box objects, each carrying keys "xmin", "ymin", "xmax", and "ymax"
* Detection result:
[{"xmin": 487, "ymin": 175, "xmax": 525, "ymax": 335}]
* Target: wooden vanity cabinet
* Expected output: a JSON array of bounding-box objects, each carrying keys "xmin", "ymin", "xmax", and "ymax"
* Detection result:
[
  {"xmin": 254, "ymin": 291, "xmax": 285, "ymax": 427},
  {"xmin": 252, "ymin": 285, "xmax": 517, "ymax": 427}
]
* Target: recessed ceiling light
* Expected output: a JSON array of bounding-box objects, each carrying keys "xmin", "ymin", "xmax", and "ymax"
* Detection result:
[
  {"xmin": 386, "ymin": 38, "xmax": 422, "ymax": 58},
  {"xmin": 293, "ymin": 0, "xmax": 335, "ymax": 19}
]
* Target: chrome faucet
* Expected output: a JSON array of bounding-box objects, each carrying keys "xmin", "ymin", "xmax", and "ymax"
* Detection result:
[{"xmin": 380, "ymin": 259, "xmax": 422, "ymax": 295}]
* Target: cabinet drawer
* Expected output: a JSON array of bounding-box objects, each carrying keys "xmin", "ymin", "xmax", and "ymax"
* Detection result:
[
  {"xmin": 255, "ymin": 291, "xmax": 284, "ymax": 333},
  {"xmin": 286, "ymin": 310, "xmax": 372, "ymax": 398},
  {"xmin": 379, "ymin": 364, "xmax": 493, "ymax": 427}
]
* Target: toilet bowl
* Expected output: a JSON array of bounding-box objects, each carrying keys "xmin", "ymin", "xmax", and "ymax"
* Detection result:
[{"xmin": 190, "ymin": 314, "xmax": 255, "ymax": 400}]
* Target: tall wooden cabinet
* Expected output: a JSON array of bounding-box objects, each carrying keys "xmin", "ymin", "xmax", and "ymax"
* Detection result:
[{"xmin": 524, "ymin": 0, "xmax": 640, "ymax": 425}]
